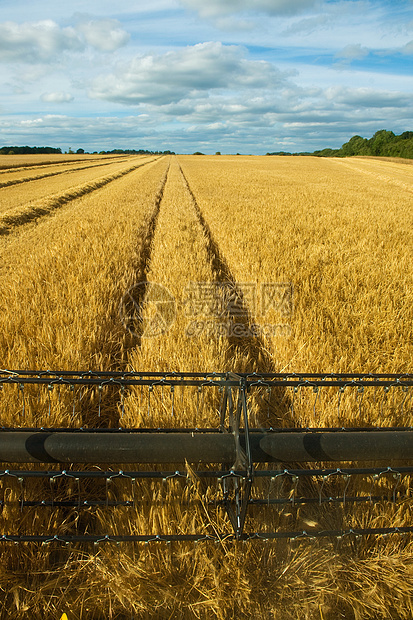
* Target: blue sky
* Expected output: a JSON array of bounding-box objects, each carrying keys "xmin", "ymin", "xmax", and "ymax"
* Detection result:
[{"xmin": 0, "ymin": 0, "xmax": 412, "ymax": 154}]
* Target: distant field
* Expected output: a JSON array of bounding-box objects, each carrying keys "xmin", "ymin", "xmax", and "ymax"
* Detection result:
[
  {"xmin": 356, "ymin": 155, "xmax": 413, "ymax": 165},
  {"xmin": 0, "ymin": 153, "xmax": 121, "ymax": 169},
  {"xmin": 0, "ymin": 154, "xmax": 412, "ymax": 619}
]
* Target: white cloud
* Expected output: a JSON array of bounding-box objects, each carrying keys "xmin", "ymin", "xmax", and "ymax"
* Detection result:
[
  {"xmin": 0, "ymin": 20, "xmax": 81, "ymax": 62},
  {"xmin": 335, "ymin": 43, "xmax": 369, "ymax": 60},
  {"xmin": 1, "ymin": 83, "xmax": 412, "ymax": 154},
  {"xmin": 281, "ymin": 13, "xmax": 330, "ymax": 35},
  {"xmin": 73, "ymin": 15, "xmax": 130, "ymax": 52},
  {"xmin": 1, "ymin": 1, "xmax": 412, "ymax": 154},
  {"xmin": 0, "ymin": 17, "xmax": 129, "ymax": 63},
  {"xmin": 179, "ymin": 0, "xmax": 319, "ymax": 18},
  {"xmin": 41, "ymin": 92, "xmax": 74, "ymax": 103},
  {"xmin": 20, "ymin": 118, "xmax": 44, "ymax": 126},
  {"xmin": 403, "ymin": 40, "xmax": 413, "ymax": 53},
  {"xmin": 89, "ymin": 42, "xmax": 288, "ymax": 105},
  {"xmin": 325, "ymin": 86, "xmax": 412, "ymax": 108}
]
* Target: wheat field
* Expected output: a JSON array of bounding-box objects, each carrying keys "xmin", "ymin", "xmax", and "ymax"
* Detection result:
[{"xmin": 0, "ymin": 153, "xmax": 412, "ymax": 619}]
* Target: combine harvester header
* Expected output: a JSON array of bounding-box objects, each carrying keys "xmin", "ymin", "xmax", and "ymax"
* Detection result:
[{"xmin": 1, "ymin": 370, "xmax": 412, "ymax": 542}]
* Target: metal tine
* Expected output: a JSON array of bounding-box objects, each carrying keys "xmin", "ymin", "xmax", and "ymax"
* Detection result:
[
  {"xmin": 71, "ymin": 383, "xmax": 76, "ymax": 420},
  {"xmin": 342, "ymin": 473, "xmax": 351, "ymax": 508},
  {"xmin": 392, "ymin": 472, "xmax": 402, "ymax": 503},
  {"xmin": 290, "ymin": 386, "xmax": 298, "ymax": 418},
  {"xmin": 357, "ymin": 385, "xmax": 364, "ymax": 417},
  {"xmin": 47, "ymin": 383, "xmax": 53, "ymax": 417},
  {"xmin": 147, "ymin": 385, "xmax": 153, "ymax": 418},
  {"xmin": 76, "ymin": 476, "xmax": 81, "ymax": 510},
  {"xmin": 119, "ymin": 384, "xmax": 125, "ymax": 419},
  {"xmin": 106, "ymin": 476, "xmax": 111, "ymax": 508},
  {"xmin": 290, "ymin": 475, "xmax": 299, "ymax": 507},
  {"xmin": 200, "ymin": 384, "xmax": 205, "ymax": 421},
  {"xmin": 380, "ymin": 386, "xmax": 390, "ymax": 417},
  {"xmin": 318, "ymin": 474, "xmax": 328, "ymax": 506},
  {"xmin": 19, "ymin": 383, "xmax": 25, "ymax": 419},
  {"xmin": 266, "ymin": 387, "xmax": 271, "ymax": 420},
  {"xmin": 195, "ymin": 385, "xmax": 201, "ymax": 426},
  {"xmin": 131, "ymin": 477, "xmax": 136, "ymax": 509},
  {"xmin": 49, "ymin": 476, "xmax": 55, "ymax": 509},
  {"xmin": 368, "ymin": 473, "xmax": 381, "ymax": 504},
  {"xmin": 18, "ymin": 475, "xmax": 24, "ymax": 512},
  {"xmin": 312, "ymin": 386, "xmax": 319, "ymax": 419},
  {"xmin": 138, "ymin": 379, "xmax": 142, "ymax": 411},
  {"xmin": 400, "ymin": 386, "xmax": 409, "ymax": 417},
  {"xmin": 98, "ymin": 383, "xmax": 103, "ymax": 417}
]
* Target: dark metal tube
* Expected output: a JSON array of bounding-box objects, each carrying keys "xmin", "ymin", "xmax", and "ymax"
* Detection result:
[
  {"xmin": 0, "ymin": 432, "xmax": 236, "ymax": 464},
  {"xmin": 1, "ymin": 431, "xmax": 413, "ymax": 463},
  {"xmin": 256, "ymin": 431, "xmax": 413, "ymax": 462}
]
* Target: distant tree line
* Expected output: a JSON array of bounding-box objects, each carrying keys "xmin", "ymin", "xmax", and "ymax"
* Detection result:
[
  {"xmin": 0, "ymin": 146, "xmax": 175, "ymax": 155},
  {"xmin": 314, "ymin": 130, "xmax": 413, "ymax": 158},
  {"xmin": 266, "ymin": 130, "xmax": 413, "ymax": 159},
  {"xmin": 97, "ymin": 149, "xmax": 175, "ymax": 155},
  {"xmin": 0, "ymin": 146, "xmax": 62, "ymax": 155}
]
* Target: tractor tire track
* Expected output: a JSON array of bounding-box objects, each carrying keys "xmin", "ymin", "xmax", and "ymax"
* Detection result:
[
  {"xmin": 81, "ymin": 161, "xmax": 171, "ymax": 428},
  {"xmin": 178, "ymin": 162, "xmax": 294, "ymax": 428},
  {"xmin": 178, "ymin": 163, "xmax": 274, "ymax": 373},
  {"xmin": 0, "ymin": 156, "xmax": 162, "ymax": 236},
  {"xmin": 119, "ymin": 161, "xmax": 171, "ymax": 352}
]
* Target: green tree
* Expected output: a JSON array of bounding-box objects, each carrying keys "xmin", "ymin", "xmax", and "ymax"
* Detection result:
[
  {"xmin": 367, "ymin": 130, "xmax": 396, "ymax": 156},
  {"xmin": 339, "ymin": 135, "xmax": 368, "ymax": 157}
]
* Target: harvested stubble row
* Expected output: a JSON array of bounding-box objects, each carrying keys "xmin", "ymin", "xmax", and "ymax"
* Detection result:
[
  {"xmin": 332, "ymin": 156, "xmax": 413, "ymax": 192},
  {"xmin": 124, "ymin": 158, "xmax": 228, "ymax": 386},
  {"xmin": 0, "ymin": 153, "xmax": 112, "ymax": 170},
  {"xmin": 0, "ymin": 155, "xmax": 131, "ymax": 188},
  {"xmin": 0, "ymin": 156, "xmax": 168, "ymax": 423},
  {"xmin": 0, "ymin": 155, "xmax": 151, "ymax": 214}
]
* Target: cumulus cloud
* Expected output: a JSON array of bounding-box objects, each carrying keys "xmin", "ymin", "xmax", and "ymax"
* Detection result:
[
  {"xmin": 179, "ymin": 0, "xmax": 319, "ymax": 18},
  {"xmin": 2, "ymin": 80, "xmax": 412, "ymax": 154},
  {"xmin": 325, "ymin": 86, "xmax": 412, "ymax": 108},
  {"xmin": 0, "ymin": 20, "xmax": 81, "ymax": 62},
  {"xmin": 41, "ymin": 91, "xmax": 74, "ymax": 103},
  {"xmin": 72, "ymin": 15, "xmax": 130, "ymax": 52},
  {"xmin": 89, "ymin": 42, "xmax": 288, "ymax": 106},
  {"xmin": 0, "ymin": 17, "xmax": 129, "ymax": 63}
]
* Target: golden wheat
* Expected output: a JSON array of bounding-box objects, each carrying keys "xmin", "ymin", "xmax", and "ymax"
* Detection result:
[
  {"xmin": 0, "ymin": 154, "xmax": 412, "ymax": 619},
  {"xmin": 0, "ymin": 155, "xmax": 151, "ymax": 213},
  {"xmin": 0, "ymin": 153, "xmax": 111, "ymax": 170},
  {"xmin": 179, "ymin": 155, "xmax": 413, "ymax": 378},
  {"xmin": 0, "ymin": 155, "xmax": 131, "ymax": 189}
]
